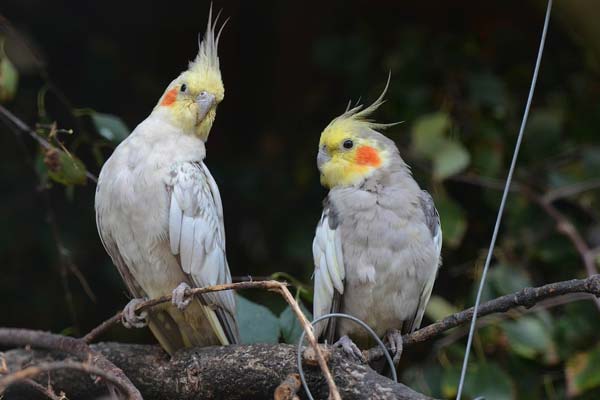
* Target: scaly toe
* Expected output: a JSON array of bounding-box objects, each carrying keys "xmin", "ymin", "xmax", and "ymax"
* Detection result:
[
  {"xmin": 121, "ymin": 298, "xmax": 148, "ymax": 328},
  {"xmin": 172, "ymin": 282, "xmax": 192, "ymax": 311},
  {"xmin": 334, "ymin": 335, "xmax": 366, "ymax": 362},
  {"xmin": 385, "ymin": 329, "xmax": 403, "ymax": 365}
]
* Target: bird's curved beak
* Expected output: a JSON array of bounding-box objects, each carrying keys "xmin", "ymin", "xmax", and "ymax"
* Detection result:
[
  {"xmin": 317, "ymin": 147, "xmax": 331, "ymax": 171},
  {"xmin": 196, "ymin": 92, "xmax": 216, "ymax": 123}
]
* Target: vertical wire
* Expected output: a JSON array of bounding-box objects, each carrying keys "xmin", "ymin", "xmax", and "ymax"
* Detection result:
[{"xmin": 455, "ymin": 0, "xmax": 553, "ymax": 398}]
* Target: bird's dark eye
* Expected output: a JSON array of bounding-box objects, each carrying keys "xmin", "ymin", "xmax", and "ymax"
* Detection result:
[
  {"xmin": 343, "ymin": 139, "xmax": 354, "ymax": 149},
  {"xmin": 180, "ymin": 84, "xmax": 187, "ymax": 92}
]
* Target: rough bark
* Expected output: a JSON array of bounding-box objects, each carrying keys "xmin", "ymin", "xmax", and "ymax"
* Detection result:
[{"xmin": 1, "ymin": 342, "xmax": 432, "ymax": 400}]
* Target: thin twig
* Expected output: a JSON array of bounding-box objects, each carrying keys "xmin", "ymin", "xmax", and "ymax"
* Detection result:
[
  {"xmin": 0, "ymin": 329, "xmax": 142, "ymax": 399},
  {"xmin": 404, "ymin": 274, "xmax": 600, "ymax": 346},
  {"xmin": 367, "ymin": 275, "xmax": 600, "ymax": 361},
  {"xmin": 82, "ymin": 280, "xmax": 341, "ymax": 399},
  {"xmin": 0, "ymin": 361, "xmax": 134, "ymax": 399},
  {"xmin": 521, "ymin": 187, "xmax": 600, "ymax": 310},
  {"xmin": 452, "ymin": 174, "xmax": 600, "ymax": 310},
  {"xmin": 19, "ymin": 379, "xmax": 62, "ymax": 400},
  {"xmin": 278, "ymin": 285, "xmax": 341, "ymax": 400},
  {"xmin": 0, "ymin": 104, "xmax": 98, "ymax": 329},
  {"xmin": 543, "ymin": 179, "xmax": 600, "ymax": 202},
  {"xmin": 85, "ymin": 280, "xmax": 286, "ymax": 342},
  {"xmin": 433, "ymin": 292, "xmax": 595, "ymax": 350},
  {"xmin": 0, "ymin": 104, "xmax": 98, "ymax": 183}
]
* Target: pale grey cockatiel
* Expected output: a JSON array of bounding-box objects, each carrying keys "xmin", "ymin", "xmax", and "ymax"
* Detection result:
[
  {"xmin": 312, "ymin": 81, "xmax": 442, "ymax": 361},
  {"xmin": 95, "ymin": 9, "xmax": 239, "ymax": 355}
]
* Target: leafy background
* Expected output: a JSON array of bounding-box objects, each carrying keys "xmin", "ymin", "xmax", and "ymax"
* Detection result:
[{"xmin": 2, "ymin": 1, "xmax": 600, "ymax": 398}]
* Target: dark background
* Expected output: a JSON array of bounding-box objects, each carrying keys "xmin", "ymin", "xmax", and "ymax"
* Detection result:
[{"xmin": 2, "ymin": 1, "xmax": 600, "ymax": 398}]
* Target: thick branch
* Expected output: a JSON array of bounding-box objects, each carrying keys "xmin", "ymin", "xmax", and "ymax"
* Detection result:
[
  {"xmin": 1, "ymin": 343, "xmax": 430, "ymax": 400},
  {"xmin": 83, "ymin": 279, "xmax": 341, "ymax": 400},
  {"xmin": 0, "ymin": 329, "xmax": 141, "ymax": 399}
]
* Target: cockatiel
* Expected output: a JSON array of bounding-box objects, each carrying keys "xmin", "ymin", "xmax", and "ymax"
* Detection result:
[
  {"xmin": 95, "ymin": 9, "xmax": 239, "ymax": 355},
  {"xmin": 312, "ymin": 79, "xmax": 442, "ymax": 362}
]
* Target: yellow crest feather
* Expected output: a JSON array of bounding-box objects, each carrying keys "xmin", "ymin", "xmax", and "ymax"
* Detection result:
[
  {"xmin": 325, "ymin": 73, "xmax": 398, "ymax": 135},
  {"xmin": 186, "ymin": 5, "xmax": 227, "ymax": 101}
]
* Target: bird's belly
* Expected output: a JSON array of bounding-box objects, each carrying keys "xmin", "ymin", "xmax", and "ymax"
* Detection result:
[
  {"xmin": 100, "ymin": 165, "xmax": 182, "ymax": 297},
  {"xmin": 337, "ymin": 242, "xmax": 437, "ymax": 344}
]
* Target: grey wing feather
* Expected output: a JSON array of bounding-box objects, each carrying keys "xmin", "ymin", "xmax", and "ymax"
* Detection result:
[
  {"xmin": 96, "ymin": 195, "xmax": 145, "ymax": 298},
  {"xmin": 407, "ymin": 190, "xmax": 442, "ymax": 332},
  {"xmin": 168, "ymin": 161, "xmax": 239, "ymax": 344},
  {"xmin": 312, "ymin": 199, "xmax": 345, "ymax": 341}
]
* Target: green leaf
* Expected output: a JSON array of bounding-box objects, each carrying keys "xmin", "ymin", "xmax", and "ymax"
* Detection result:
[
  {"xmin": 279, "ymin": 301, "xmax": 313, "ymax": 344},
  {"xmin": 0, "ymin": 39, "xmax": 19, "ymax": 103},
  {"xmin": 436, "ymin": 193, "xmax": 467, "ymax": 248},
  {"xmin": 236, "ymin": 294, "xmax": 280, "ymax": 344},
  {"xmin": 442, "ymin": 363, "xmax": 514, "ymax": 400},
  {"xmin": 566, "ymin": 344, "xmax": 600, "ymax": 397},
  {"xmin": 45, "ymin": 149, "xmax": 87, "ymax": 186},
  {"xmin": 501, "ymin": 316, "xmax": 554, "ymax": 360},
  {"xmin": 91, "ymin": 112, "xmax": 130, "ymax": 143},
  {"xmin": 433, "ymin": 140, "xmax": 471, "ymax": 180},
  {"xmin": 411, "ymin": 112, "xmax": 450, "ymax": 157}
]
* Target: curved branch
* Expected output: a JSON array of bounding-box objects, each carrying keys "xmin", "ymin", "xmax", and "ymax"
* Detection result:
[
  {"xmin": 405, "ymin": 274, "xmax": 600, "ymax": 345},
  {"xmin": 0, "ymin": 329, "xmax": 141, "ymax": 399},
  {"xmin": 83, "ymin": 280, "xmax": 287, "ymax": 343},
  {"xmin": 0, "ymin": 361, "xmax": 136, "ymax": 399},
  {"xmin": 82, "ymin": 280, "xmax": 341, "ymax": 400}
]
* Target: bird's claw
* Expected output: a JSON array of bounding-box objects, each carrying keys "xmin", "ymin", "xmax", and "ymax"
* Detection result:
[
  {"xmin": 334, "ymin": 335, "xmax": 366, "ymax": 362},
  {"xmin": 172, "ymin": 282, "xmax": 192, "ymax": 311},
  {"xmin": 121, "ymin": 298, "xmax": 148, "ymax": 328},
  {"xmin": 385, "ymin": 329, "xmax": 403, "ymax": 365}
]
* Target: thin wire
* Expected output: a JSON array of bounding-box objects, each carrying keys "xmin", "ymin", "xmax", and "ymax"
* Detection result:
[
  {"xmin": 297, "ymin": 313, "xmax": 397, "ymax": 400},
  {"xmin": 456, "ymin": 1, "xmax": 553, "ymax": 398}
]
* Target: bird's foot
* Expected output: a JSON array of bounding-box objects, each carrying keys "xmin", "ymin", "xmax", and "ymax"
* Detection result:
[
  {"xmin": 121, "ymin": 298, "xmax": 148, "ymax": 328},
  {"xmin": 172, "ymin": 282, "xmax": 192, "ymax": 311},
  {"xmin": 334, "ymin": 335, "xmax": 365, "ymax": 362},
  {"xmin": 385, "ymin": 329, "xmax": 403, "ymax": 365}
]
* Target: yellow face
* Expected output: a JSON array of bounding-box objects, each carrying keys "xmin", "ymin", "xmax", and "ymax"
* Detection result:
[
  {"xmin": 318, "ymin": 119, "xmax": 388, "ymax": 188},
  {"xmin": 157, "ymin": 69, "xmax": 224, "ymax": 140}
]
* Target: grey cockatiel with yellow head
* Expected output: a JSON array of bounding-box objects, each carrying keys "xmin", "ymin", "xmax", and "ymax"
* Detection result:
[
  {"xmin": 312, "ymin": 79, "xmax": 442, "ymax": 362},
  {"xmin": 95, "ymin": 9, "xmax": 239, "ymax": 355}
]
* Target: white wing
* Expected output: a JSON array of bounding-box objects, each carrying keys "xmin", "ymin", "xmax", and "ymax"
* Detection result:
[
  {"xmin": 408, "ymin": 190, "xmax": 442, "ymax": 332},
  {"xmin": 312, "ymin": 201, "xmax": 345, "ymax": 341},
  {"xmin": 168, "ymin": 161, "xmax": 239, "ymax": 344}
]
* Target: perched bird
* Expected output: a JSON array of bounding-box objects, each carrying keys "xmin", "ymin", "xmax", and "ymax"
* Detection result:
[
  {"xmin": 95, "ymin": 9, "xmax": 239, "ymax": 355},
  {"xmin": 312, "ymin": 78, "xmax": 442, "ymax": 362}
]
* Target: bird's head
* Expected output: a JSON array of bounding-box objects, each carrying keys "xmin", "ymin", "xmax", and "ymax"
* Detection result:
[
  {"xmin": 154, "ymin": 7, "xmax": 226, "ymax": 141},
  {"xmin": 317, "ymin": 78, "xmax": 400, "ymax": 188}
]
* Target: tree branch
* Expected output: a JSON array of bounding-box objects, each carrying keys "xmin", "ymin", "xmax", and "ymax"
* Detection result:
[
  {"xmin": 405, "ymin": 274, "xmax": 600, "ymax": 345},
  {"xmin": 1, "ymin": 343, "xmax": 430, "ymax": 400},
  {"xmin": 2, "ymin": 276, "xmax": 599, "ymax": 398},
  {"xmin": 0, "ymin": 328, "xmax": 141, "ymax": 399},
  {"xmin": 82, "ymin": 279, "xmax": 342, "ymax": 400},
  {"xmin": 0, "ymin": 104, "xmax": 97, "ymax": 183}
]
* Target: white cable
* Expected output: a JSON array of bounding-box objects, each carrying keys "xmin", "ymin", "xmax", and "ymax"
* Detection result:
[{"xmin": 456, "ymin": 0, "xmax": 553, "ymax": 398}]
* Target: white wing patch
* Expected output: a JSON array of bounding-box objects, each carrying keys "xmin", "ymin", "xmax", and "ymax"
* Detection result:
[
  {"xmin": 312, "ymin": 207, "xmax": 345, "ymax": 338},
  {"xmin": 167, "ymin": 161, "xmax": 238, "ymax": 343}
]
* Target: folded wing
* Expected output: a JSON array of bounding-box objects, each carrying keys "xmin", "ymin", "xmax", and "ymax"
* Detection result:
[{"xmin": 168, "ymin": 161, "xmax": 239, "ymax": 344}]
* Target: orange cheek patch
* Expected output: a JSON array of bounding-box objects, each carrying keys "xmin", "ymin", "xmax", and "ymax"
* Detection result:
[
  {"xmin": 160, "ymin": 88, "xmax": 178, "ymax": 106},
  {"xmin": 355, "ymin": 145, "xmax": 382, "ymax": 167}
]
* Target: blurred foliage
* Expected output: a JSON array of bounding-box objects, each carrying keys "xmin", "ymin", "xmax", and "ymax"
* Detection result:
[{"xmin": 3, "ymin": 0, "xmax": 600, "ymax": 398}]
